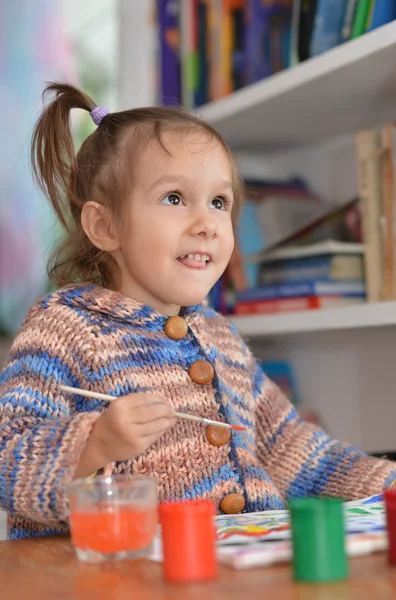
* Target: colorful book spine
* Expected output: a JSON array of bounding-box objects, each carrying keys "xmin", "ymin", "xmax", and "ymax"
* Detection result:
[
  {"xmin": 259, "ymin": 255, "xmax": 364, "ymax": 285},
  {"xmin": 180, "ymin": 0, "xmax": 198, "ymax": 110},
  {"xmin": 355, "ymin": 130, "xmax": 383, "ymax": 302},
  {"xmin": 236, "ymin": 280, "xmax": 366, "ymax": 302},
  {"xmin": 367, "ymin": 0, "xmax": 396, "ymax": 31},
  {"xmin": 381, "ymin": 124, "xmax": 394, "ymax": 300},
  {"xmin": 231, "ymin": 0, "xmax": 246, "ymax": 90},
  {"xmin": 297, "ymin": 0, "xmax": 319, "ymax": 61},
  {"xmin": 234, "ymin": 295, "xmax": 365, "ymax": 314},
  {"xmin": 158, "ymin": 0, "xmax": 182, "ymax": 106},
  {"xmin": 310, "ymin": 0, "xmax": 349, "ymax": 57},
  {"xmin": 244, "ymin": 0, "xmax": 271, "ymax": 83},
  {"xmin": 350, "ymin": 0, "xmax": 372, "ymax": 37},
  {"xmin": 341, "ymin": 0, "xmax": 359, "ymax": 40},
  {"xmin": 195, "ymin": 0, "xmax": 209, "ymax": 106}
]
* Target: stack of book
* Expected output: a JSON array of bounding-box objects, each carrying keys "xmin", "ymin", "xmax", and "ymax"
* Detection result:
[
  {"xmin": 157, "ymin": 0, "xmax": 396, "ymax": 109},
  {"xmin": 234, "ymin": 240, "xmax": 366, "ymax": 315}
]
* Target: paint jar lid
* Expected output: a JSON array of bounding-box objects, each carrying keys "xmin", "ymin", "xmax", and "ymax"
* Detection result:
[
  {"xmin": 289, "ymin": 496, "xmax": 348, "ymax": 582},
  {"xmin": 159, "ymin": 500, "xmax": 218, "ymax": 583}
]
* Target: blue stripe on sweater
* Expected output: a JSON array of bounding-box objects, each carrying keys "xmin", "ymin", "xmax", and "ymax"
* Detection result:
[
  {"xmin": 287, "ymin": 434, "xmax": 366, "ymax": 498},
  {"xmin": 0, "ymin": 351, "xmax": 74, "ymax": 386},
  {"xmin": 8, "ymin": 524, "xmax": 66, "ymax": 540},
  {"xmin": 180, "ymin": 463, "xmax": 241, "ymax": 499},
  {"xmin": 0, "ymin": 387, "xmax": 70, "ymax": 418},
  {"xmin": 264, "ymin": 407, "xmax": 300, "ymax": 450}
]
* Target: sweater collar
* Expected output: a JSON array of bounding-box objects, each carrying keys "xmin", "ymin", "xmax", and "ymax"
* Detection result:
[{"xmin": 55, "ymin": 283, "xmax": 206, "ymax": 325}]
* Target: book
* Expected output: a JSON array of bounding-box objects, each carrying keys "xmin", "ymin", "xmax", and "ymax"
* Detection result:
[
  {"xmin": 158, "ymin": 0, "xmax": 182, "ymax": 106},
  {"xmin": 341, "ymin": 0, "xmax": 359, "ymax": 40},
  {"xmin": 236, "ymin": 279, "xmax": 366, "ymax": 303},
  {"xmin": 257, "ymin": 240, "xmax": 364, "ymax": 262},
  {"xmin": 180, "ymin": 0, "xmax": 198, "ymax": 110},
  {"xmin": 208, "ymin": 0, "xmax": 232, "ymax": 100},
  {"xmin": 244, "ymin": 0, "xmax": 270, "ymax": 83},
  {"xmin": 297, "ymin": 0, "xmax": 318, "ymax": 61},
  {"xmin": 310, "ymin": 0, "xmax": 349, "ymax": 57},
  {"xmin": 355, "ymin": 130, "xmax": 383, "ymax": 302},
  {"xmin": 350, "ymin": 0, "xmax": 372, "ymax": 37},
  {"xmin": 244, "ymin": 176, "xmax": 310, "ymax": 196},
  {"xmin": 248, "ymin": 199, "xmax": 362, "ymax": 262},
  {"xmin": 244, "ymin": 0, "xmax": 292, "ymax": 84},
  {"xmin": 290, "ymin": 0, "xmax": 302, "ymax": 65},
  {"xmin": 195, "ymin": 0, "xmax": 210, "ymax": 106},
  {"xmin": 234, "ymin": 295, "xmax": 365, "ymax": 315},
  {"xmin": 240, "ymin": 194, "xmax": 322, "ymax": 263},
  {"xmin": 367, "ymin": 0, "xmax": 396, "ymax": 31},
  {"xmin": 380, "ymin": 124, "xmax": 395, "ymax": 300},
  {"xmin": 259, "ymin": 253, "xmax": 364, "ymax": 285}
]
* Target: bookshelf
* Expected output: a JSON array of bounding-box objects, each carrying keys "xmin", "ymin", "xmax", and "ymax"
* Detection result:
[
  {"xmin": 197, "ymin": 20, "xmax": 396, "ymax": 151},
  {"xmin": 118, "ymin": 13, "xmax": 396, "ymax": 454},
  {"xmin": 229, "ymin": 301, "xmax": 396, "ymax": 337}
]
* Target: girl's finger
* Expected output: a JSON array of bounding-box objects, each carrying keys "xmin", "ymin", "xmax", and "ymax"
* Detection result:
[
  {"xmin": 142, "ymin": 428, "xmax": 173, "ymax": 448},
  {"xmin": 132, "ymin": 403, "xmax": 175, "ymax": 424},
  {"xmin": 139, "ymin": 417, "xmax": 176, "ymax": 438}
]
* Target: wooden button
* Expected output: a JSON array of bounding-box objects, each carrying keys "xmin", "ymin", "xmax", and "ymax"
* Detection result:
[
  {"xmin": 164, "ymin": 316, "xmax": 188, "ymax": 341},
  {"xmin": 206, "ymin": 425, "xmax": 231, "ymax": 447},
  {"xmin": 220, "ymin": 494, "xmax": 245, "ymax": 514},
  {"xmin": 189, "ymin": 360, "xmax": 214, "ymax": 385}
]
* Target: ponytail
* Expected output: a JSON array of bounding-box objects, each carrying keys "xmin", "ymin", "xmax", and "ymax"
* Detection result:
[
  {"xmin": 31, "ymin": 83, "xmax": 95, "ymax": 231},
  {"xmin": 30, "ymin": 82, "xmax": 119, "ymax": 287}
]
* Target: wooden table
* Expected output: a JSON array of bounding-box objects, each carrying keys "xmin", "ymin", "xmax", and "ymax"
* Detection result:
[{"xmin": 1, "ymin": 537, "xmax": 396, "ymax": 600}]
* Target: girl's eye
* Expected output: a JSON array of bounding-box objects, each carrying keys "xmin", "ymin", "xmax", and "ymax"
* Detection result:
[
  {"xmin": 211, "ymin": 197, "xmax": 228, "ymax": 210},
  {"xmin": 161, "ymin": 192, "xmax": 183, "ymax": 206}
]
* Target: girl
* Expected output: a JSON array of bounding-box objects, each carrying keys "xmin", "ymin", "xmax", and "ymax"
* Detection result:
[{"xmin": 0, "ymin": 83, "xmax": 394, "ymax": 540}]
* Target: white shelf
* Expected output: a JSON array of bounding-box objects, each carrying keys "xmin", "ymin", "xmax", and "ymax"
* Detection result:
[
  {"xmin": 197, "ymin": 21, "xmax": 396, "ymax": 151},
  {"xmin": 229, "ymin": 301, "xmax": 396, "ymax": 337}
]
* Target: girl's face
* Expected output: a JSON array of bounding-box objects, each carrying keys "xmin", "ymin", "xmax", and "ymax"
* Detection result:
[{"xmin": 113, "ymin": 130, "xmax": 235, "ymax": 315}]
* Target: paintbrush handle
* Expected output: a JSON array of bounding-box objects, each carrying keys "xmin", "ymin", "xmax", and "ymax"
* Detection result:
[
  {"xmin": 174, "ymin": 412, "xmax": 231, "ymax": 429},
  {"xmin": 60, "ymin": 385, "xmax": 231, "ymax": 429},
  {"xmin": 60, "ymin": 385, "xmax": 114, "ymax": 403}
]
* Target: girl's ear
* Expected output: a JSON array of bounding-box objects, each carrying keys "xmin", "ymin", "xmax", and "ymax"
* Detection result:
[{"xmin": 81, "ymin": 201, "xmax": 120, "ymax": 252}]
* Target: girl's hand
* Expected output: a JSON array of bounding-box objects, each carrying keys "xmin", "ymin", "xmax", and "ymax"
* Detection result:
[{"xmin": 74, "ymin": 394, "xmax": 175, "ymax": 478}]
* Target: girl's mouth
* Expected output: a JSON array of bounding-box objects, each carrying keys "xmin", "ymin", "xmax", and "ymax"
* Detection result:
[{"xmin": 177, "ymin": 253, "xmax": 211, "ymax": 269}]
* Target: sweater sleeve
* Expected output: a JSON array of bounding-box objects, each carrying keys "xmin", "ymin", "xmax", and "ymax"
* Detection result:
[
  {"xmin": 0, "ymin": 331, "xmax": 101, "ymax": 526},
  {"xmin": 253, "ymin": 365, "xmax": 396, "ymax": 501}
]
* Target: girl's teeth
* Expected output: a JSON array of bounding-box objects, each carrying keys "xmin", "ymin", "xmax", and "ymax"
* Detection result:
[{"xmin": 185, "ymin": 254, "xmax": 209, "ymax": 262}]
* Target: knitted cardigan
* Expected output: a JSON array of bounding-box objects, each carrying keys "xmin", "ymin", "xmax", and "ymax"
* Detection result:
[{"xmin": 0, "ymin": 284, "xmax": 395, "ymax": 539}]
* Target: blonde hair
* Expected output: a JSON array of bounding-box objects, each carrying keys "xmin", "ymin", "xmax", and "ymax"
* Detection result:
[{"xmin": 31, "ymin": 82, "xmax": 244, "ymax": 288}]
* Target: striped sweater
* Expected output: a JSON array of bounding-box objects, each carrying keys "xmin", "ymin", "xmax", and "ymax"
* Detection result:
[{"xmin": 0, "ymin": 284, "xmax": 395, "ymax": 539}]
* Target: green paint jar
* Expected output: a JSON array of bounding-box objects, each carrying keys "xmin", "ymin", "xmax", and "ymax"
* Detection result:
[{"xmin": 289, "ymin": 496, "xmax": 349, "ymax": 583}]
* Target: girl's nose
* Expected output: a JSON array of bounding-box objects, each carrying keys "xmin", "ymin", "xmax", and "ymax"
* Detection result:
[{"xmin": 190, "ymin": 208, "xmax": 218, "ymax": 238}]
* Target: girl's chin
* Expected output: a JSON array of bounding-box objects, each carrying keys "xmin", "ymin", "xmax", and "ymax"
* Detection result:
[{"xmin": 169, "ymin": 289, "xmax": 211, "ymax": 308}]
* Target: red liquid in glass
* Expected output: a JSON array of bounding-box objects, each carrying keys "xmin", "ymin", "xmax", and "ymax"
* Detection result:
[{"xmin": 70, "ymin": 504, "xmax": 158, "ymax": 554}]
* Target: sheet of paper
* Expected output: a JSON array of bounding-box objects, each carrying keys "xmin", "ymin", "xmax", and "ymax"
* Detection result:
[
  {"xmin": 216, "ymin": 493, "xmax": 385, "ymax": 545},
  {"xmin": 148, "ymin": 493, "xmax": 389, "ymax": 569}
]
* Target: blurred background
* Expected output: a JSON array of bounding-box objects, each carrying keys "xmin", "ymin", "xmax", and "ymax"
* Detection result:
[{"xmin": 0, "ymin": 0, "xmax": 119, "ymax": 341}]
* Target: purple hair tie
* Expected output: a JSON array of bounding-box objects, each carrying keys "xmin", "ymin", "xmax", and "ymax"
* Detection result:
[{"xmin": 90, "ymin": 106, "xmax": 109, "ymax": 126}]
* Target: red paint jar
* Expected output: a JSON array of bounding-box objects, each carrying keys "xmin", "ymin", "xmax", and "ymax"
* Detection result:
[
  {"xmin": 384, "ymin": 489, "xmax": 396, "ymax": 564},
  {"xmin": 159, "ymin": 499, "xmax": 218, "ymax": 582}
]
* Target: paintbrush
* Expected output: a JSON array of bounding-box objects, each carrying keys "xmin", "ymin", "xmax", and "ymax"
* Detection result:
[{"xmin": 59, "ymin": 385, "xmax": 246, "ymax": 431}]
